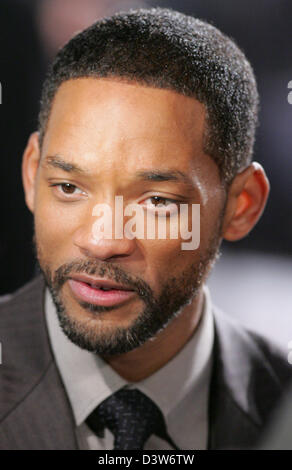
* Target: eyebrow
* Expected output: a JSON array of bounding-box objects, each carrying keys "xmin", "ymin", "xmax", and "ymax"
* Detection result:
[
  {"xmin": 44, "ymin": 155, "xmax": 88, "ymax": 174},
  {"xmin": 43, "ymin": 155, "xmax": 194, "ymax": 187},
  {"xmin": 135, "ymin": 170, "xmax": 194, "ymax": 186}
]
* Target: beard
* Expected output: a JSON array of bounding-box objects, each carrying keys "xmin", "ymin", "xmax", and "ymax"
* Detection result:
[{"xmin": 35, "ymin": 231, "xmax": 221, "ymax": 357}]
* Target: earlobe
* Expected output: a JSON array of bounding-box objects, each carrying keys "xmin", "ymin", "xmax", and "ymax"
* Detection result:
[
  {"xmin": 222, "ymin": 162, "xmax": 270, "ymax": 242},
  {"xmin": 22, "ymin": 131, "xmax": 41, "ymax": 213}
]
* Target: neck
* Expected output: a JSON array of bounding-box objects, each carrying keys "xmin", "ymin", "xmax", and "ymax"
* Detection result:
[{"xmin": 102, "ymin": 286, "xmax": 205, "ymax": 382}]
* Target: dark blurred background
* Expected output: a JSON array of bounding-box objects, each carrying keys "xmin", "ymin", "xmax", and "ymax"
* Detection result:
[{"xmin": 0, "ymin": 0, "xmax": 291, "ymax": 343}]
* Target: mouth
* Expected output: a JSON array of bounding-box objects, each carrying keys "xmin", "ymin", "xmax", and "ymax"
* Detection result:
[{"xmin": 67, "ymin": 274, "xmax": 136, "ymax": 307}]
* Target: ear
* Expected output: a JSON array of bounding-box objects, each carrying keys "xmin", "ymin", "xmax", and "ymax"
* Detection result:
[
  {"xmin": 222, "ymin": 162, "xmax": 270, "ymax": 241},
  {"xmin": 22, "ymin": 131, "xmax": 41, "ymax": 213}
]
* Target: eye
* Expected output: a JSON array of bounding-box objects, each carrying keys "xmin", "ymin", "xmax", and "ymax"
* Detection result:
[
  {"xmin": 147, "ymin": 196, "xmax": 174, "ymax": 207},
  {"xmin": 50, "ymin": 182, "xmax": 86, "ymax": 199},
  {"xmin": 60, "ymin": 183, "xmax": 80, "ymax": 194},
  {"xmin": 142, "ymin": 196, "xmax": 180, "ymax": 214}
]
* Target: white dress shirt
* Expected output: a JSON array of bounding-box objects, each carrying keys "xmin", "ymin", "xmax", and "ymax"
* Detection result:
[{"xmin": 45, "ymin": 284, "xmax": 214, "ymax": 450}]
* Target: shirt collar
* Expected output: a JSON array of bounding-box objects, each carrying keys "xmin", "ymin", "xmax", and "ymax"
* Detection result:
[{"xmin": 45, "ymin": 284, "xmax": 214, "ymax": 426}]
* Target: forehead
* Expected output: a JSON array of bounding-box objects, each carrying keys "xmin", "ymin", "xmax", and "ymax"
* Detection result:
[{"xmin": 42, "ymin": 78, "xmax": 218, "ymax": 184}]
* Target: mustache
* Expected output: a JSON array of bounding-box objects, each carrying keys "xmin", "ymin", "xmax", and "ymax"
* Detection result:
[{"xmin": 44, "ymin": 259, "xmax": 154, "ymax": 300}]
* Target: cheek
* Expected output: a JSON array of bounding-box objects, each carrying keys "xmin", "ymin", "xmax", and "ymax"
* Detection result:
[
  {"xmin": 139, "ymin": 237, "xmax": 202, "ymax": 289},
  {"xmin": 33, "ymin": 186, "xmax": 80, "ymax": 265},
  {"xmin": 138, "ymin": 203, "xmax": 223, "ymax": 289},
  {"xmin": 200, "ymin": 199, "xmax": 225, "ymax": 251}
]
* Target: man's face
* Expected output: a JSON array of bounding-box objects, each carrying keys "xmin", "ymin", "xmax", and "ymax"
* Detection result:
[{"xmin": 30, "ymin": 78, "xmax": 225, "ymax": 355}]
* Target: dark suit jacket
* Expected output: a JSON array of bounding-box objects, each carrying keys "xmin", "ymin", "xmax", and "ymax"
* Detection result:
[{"xmin": 0, "ymin": 275, "xmax": 291, "ymax": 450}]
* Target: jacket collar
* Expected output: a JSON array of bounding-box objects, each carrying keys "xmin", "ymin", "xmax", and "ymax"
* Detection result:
[{"xmin": 208, "ymin": 307, "xmax": 284, "ymax": 449}]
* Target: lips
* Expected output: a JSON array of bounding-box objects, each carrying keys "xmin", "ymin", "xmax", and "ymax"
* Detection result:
[{"xmin": 67, "ymin": 274, "xmax": 136, "ymax": 307}]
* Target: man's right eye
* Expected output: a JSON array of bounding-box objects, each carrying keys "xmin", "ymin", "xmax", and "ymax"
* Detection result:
[{"xmin": 49, "ymin": 183, "xmax": 86, "ymax": 198}]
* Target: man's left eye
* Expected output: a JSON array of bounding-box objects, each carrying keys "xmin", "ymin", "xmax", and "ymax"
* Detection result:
[{"xmin": 143, "ymin": 196, "xmax": 178, "ymax": 208}]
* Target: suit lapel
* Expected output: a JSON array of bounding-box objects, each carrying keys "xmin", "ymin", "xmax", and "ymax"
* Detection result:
[
  {"xmin": 208, "ymin": 308, "xmax": 283, "ymax": 449},
  {"xmin": 0, "ymin": 275, "xmax": 78, "ymax": 450},
  {"xmin": 1, "ymin": 361, "xmax": 78, "ymax": 449}
]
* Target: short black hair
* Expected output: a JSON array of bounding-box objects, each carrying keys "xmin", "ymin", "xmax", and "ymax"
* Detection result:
[{"xmin": 38, "ymin": 7, "xmax": 259, "ymax": 185}]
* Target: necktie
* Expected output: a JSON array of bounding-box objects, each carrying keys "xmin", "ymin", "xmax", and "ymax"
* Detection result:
[{"xmin": 86, "ymin": 388, "xmax": 179, "ymax": 450}]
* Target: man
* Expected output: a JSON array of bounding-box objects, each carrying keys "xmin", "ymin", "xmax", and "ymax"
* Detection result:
[{"xmin": 0, "ymin": 8, "xmax": 290, "ymax": 450}]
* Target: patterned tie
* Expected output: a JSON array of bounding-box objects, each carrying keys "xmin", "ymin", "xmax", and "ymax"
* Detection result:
[{"xmin": 86, "ymin": 388, "xmax": 179, "ymax": 450}]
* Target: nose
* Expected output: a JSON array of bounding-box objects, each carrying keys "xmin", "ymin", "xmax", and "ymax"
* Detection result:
[{"xmin": 72, "ymin": 205, "xmax": 136, "ymax": 261}]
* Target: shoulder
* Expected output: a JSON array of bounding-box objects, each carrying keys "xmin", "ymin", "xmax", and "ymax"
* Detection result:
[
  {"xmin": 0, "ymin": 275, "xmax": 52, "ymax": 421},
  {"xmin": 0, "ymin": 275, "xmax": 45, "ymax": 325},
  {"xmin": 245, "ymin": 327, "xmax": 292, "ymax": 386},
  {"xmin": 212, "ymin": 307, "xmax": 292, "ymax": 424},
  {"xmin": 213, "ymin": 306, "xmax": 291, "ymax": 379}
]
